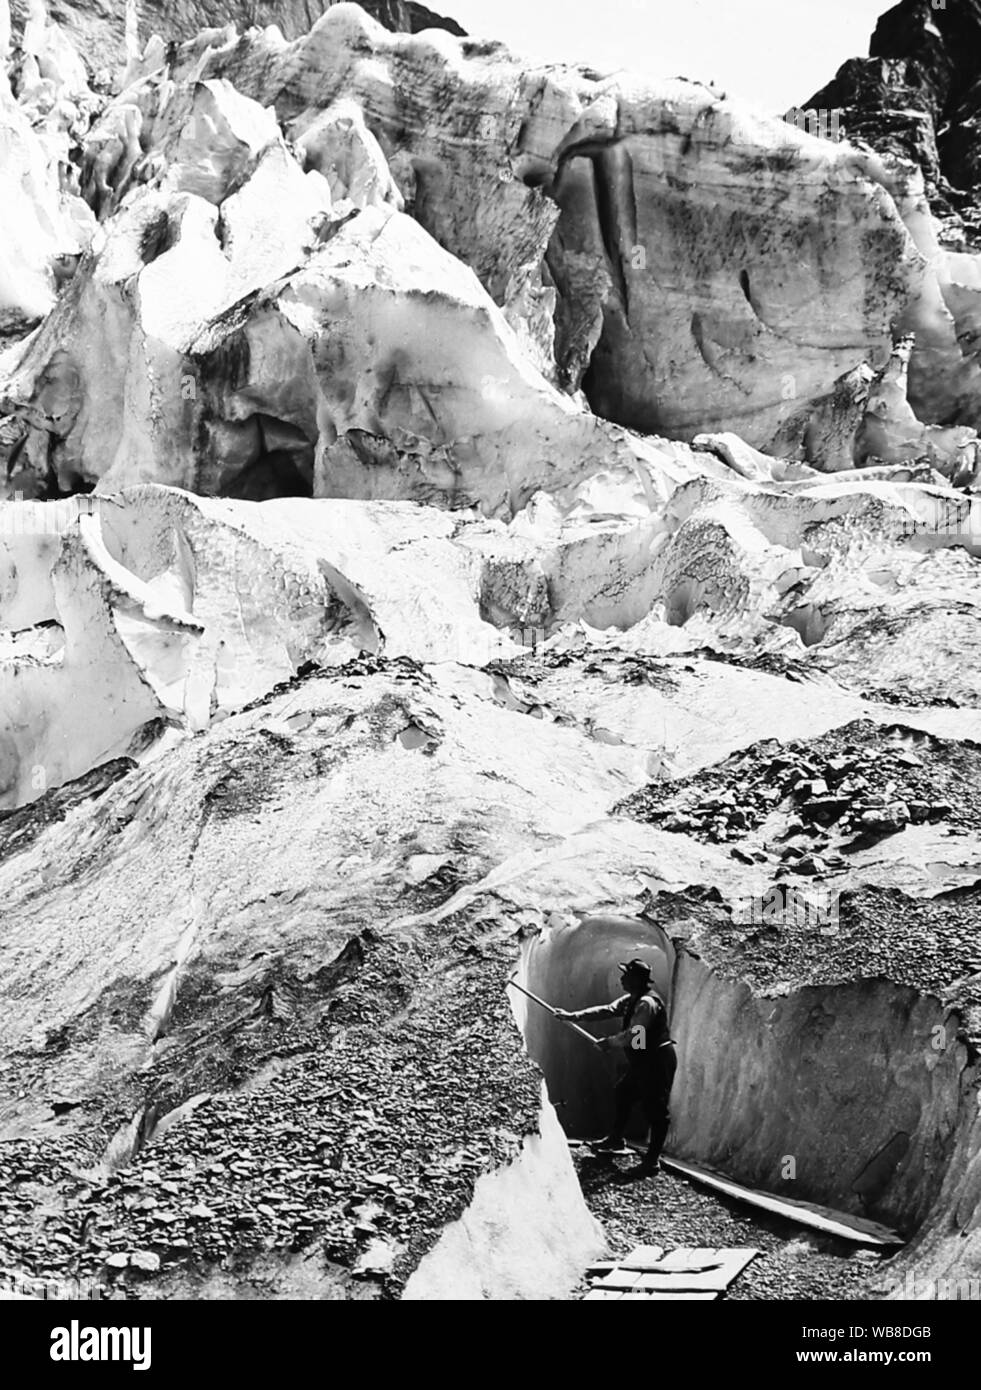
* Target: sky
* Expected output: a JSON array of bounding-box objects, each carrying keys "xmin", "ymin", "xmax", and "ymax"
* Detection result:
[{"xmin": 444, "ymin": 0, "xmax": 890, "ymax": 115}]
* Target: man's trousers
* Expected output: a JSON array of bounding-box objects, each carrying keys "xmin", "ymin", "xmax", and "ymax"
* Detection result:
[{"xmin": 611, "ymin": 1044, "xmax": 677, "ymax": 1159}]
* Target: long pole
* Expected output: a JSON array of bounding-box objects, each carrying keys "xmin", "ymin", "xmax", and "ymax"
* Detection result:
[{"xmin": 507, "ymin": 977, "xmax": 601, "ymax": 1048}]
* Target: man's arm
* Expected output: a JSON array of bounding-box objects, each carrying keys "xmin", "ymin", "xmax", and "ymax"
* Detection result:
[
  {"xmin": 555, "ymin": 994, "xmax": 628, "ymax": 1023},
  {"xmin": 600, "ymin": 997, "xmax": 659, "ymax": 1052}
]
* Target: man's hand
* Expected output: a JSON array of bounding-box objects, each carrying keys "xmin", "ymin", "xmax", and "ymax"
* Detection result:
[
  {"xmin": 595, "ymin": 1037, "xmax": 613, "ymax": 1052},
  {"xmin": 553, "ymin": 1009, "xmax": 576, "ymax": 1021}
]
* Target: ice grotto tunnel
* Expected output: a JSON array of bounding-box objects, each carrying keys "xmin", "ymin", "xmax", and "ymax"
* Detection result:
[{"xmin": 514, "ymin": 913, "xmax": 674, "ymax": 1139}]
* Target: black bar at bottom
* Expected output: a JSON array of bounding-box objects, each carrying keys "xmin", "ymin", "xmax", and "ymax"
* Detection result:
[{"xmin": 0, "ymin": 1297, "xmax": 967, "ymax": 1377}]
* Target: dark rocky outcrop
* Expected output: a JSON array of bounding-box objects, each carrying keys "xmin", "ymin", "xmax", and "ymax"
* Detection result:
[{"xmin": 805, "ymin": 0, "xmax": 981, "ymax": 243}]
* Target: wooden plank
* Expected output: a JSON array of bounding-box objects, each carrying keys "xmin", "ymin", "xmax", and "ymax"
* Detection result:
[
  {"xmin": 587, "ymin": 1246, "xmax": 666, "ymax": 1268},
  {"xmin": 591, "ymin": 1246, "xmax": 717, "ymax": 1275},
  {"xmin": 660, "ymin": 1155, "xmax": 904, "ymax": 1246},
  {"xmin": 615, "ymin": 1245, "xmax": 667, "ymax": 1270},
  {"xmin": 582, "ymin": 1290, "xmax": 624, "ymax": 1301},
  {"xmin": 595, "ymin": 1247, "xmax": 759, "ymax": 1294},
  {"xmin": 651, "ymin": 1247, "xmax": 723, "ymax": 1273},
  {"xmin": 645, "ymin": 1250, "xmax": 758, "ymax": 1292},
  {"xmin": 594, "ymin": 1269, "xmax": 642, "ymax": 1291}
]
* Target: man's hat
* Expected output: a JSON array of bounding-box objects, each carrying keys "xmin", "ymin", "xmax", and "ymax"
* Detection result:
[{"xmin": 618, "ymin": 958, "xmax": 653, "ymax": 981}]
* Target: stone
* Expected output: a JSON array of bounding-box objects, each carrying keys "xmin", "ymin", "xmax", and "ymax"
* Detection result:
[
  {"xmin": 800, "ymin": 796, "xmax": 851, "ymax": 825},
  {"xmin": 794, "ymin": 854, "xmax": 827, "ymax": 877},
  {"xmin": 860, "ymin": 802, "xmax": 911, "ymax": 834},
  {"xmin": 824, "ymin": 757, "xmax": 858, "ymax": 781}
]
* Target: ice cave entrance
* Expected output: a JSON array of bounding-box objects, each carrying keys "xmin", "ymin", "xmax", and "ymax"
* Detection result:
[
  {"xmin": 512, "ymin": 913, "xmax": 966, "ymax": 1239},
  {"xmin": 513, "ymin": 914, "xmax": 673, "ymax": 1138}
]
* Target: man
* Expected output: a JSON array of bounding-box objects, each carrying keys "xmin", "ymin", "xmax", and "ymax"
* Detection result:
[{"xmin": 555, "ymin": 959, "xmax": 675, "ymax": 1178}]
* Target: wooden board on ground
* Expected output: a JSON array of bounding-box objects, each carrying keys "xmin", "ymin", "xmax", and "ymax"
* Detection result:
[
  {"xmin": 584, "ymin": 1246, "xmax": 759, "ymax": 1301},
  {"xmin": 593, "ymin": 1247, "xmax": 759, "ymax": 1294},
  {"xmin": 660, "ymin": 1155, "xmax": 904, "ymax": 1246}
]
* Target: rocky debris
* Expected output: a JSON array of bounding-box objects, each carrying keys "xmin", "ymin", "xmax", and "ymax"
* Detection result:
[
  {"xmin": 0, "ymin": 938, "xmax": 541, "ymax": 1299},
  {"xmin": 483, "ymin": 636, "xmax": 981, "ymax": 780},
  {"xmin": 646, "ymin": 881, "xmax": 981, "ymax": 1061},
  {"xmin": 616, "ymin": 721, "xmax": 980, "ymax": 859}
]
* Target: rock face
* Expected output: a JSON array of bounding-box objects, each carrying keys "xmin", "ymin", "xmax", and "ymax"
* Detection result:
[
  {"xmin": 806, "ymin": 0, "xmax": 981, "ymax": 237},
  {"xmin": 4, "ymin": 0, "xmax": 981, "ymax": 1305}
]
